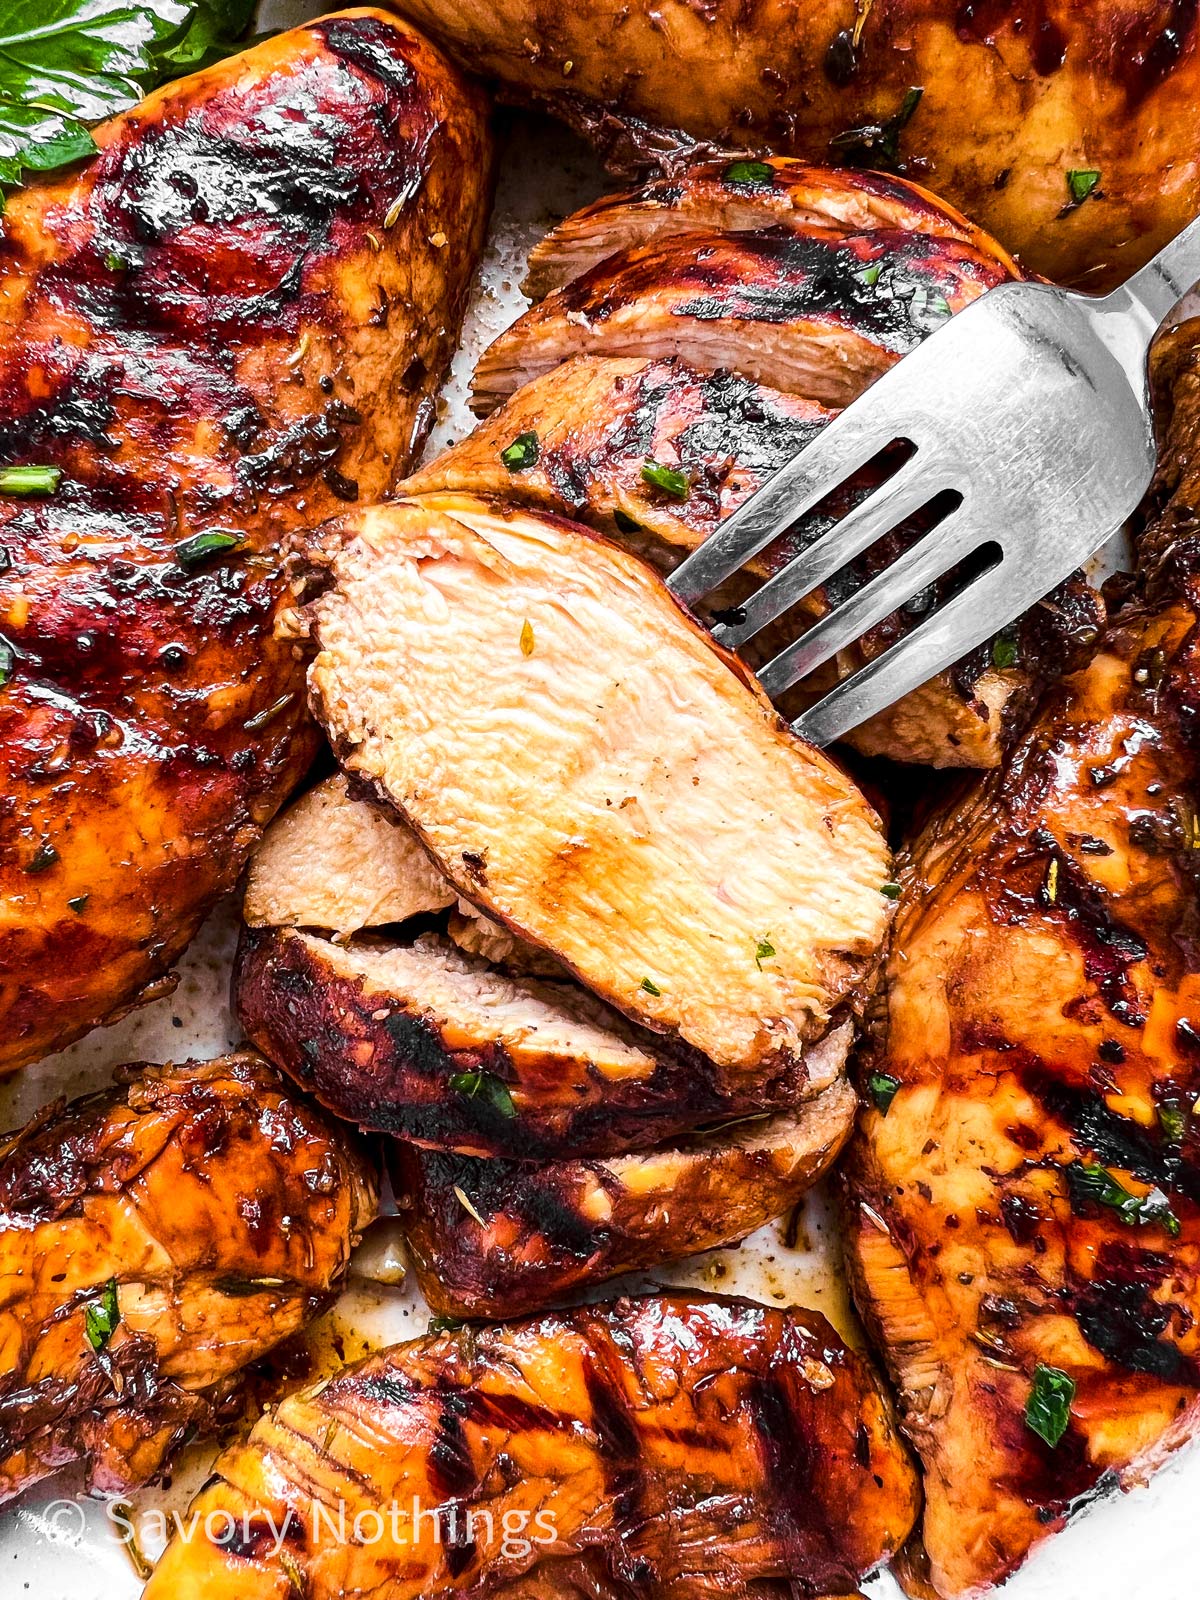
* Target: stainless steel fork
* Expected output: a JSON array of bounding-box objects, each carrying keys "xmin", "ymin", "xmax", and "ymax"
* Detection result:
[{"xmin": 667, "ymin": 216, "xmax": 1200, "ymax": 747}]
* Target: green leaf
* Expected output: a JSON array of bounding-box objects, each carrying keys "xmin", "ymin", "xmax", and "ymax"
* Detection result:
[
  {"xmin": 831, "ymin": 85, "xmax": 924, "ymax": 171},
  {"xmin": 1158, "ymin": 1100, "xmax": 1187, "ymax": 1144},
  {"xmin": 500, "ymin": 431, "xmax": 539, "ymax": 472},
  {"xmin": 868, "ymin": 1071, "xmax": 900, "ymax": 1115},
  {"xmin": 640, "ymin": 460, "xmax": 689, "ymax": 500},
  {"xmin": 84, "ymin": 1276, "xmax": 120, "ymax": 1351},
  {"xmin": 1025, "ymin": 1363, "xmax": 1074, "ymax": 1449},
  {"xmin": 427, "ymin": 1314, "xmax": 464, "ymax": 1335},
  {"xmin": 992, "ymin": 630, "xmax": 1020, "ymax": 669},
  {"xmin": 0, "ymin": 464, "xmax": 61, "ymax": 495},
  {"xmin": 175, "ymin": 528, "xmax": 242, "ymax": 568},
  {"xmin": 640, "ymin": 976, "xmax": 662, "ymax": 996},
  {"xmin": 1066, "ymin": 168, "xmax": 1102, "ymax": 206},
  {"xmin": 0, "ymin": 634, "xmax": 14, "ymax": 688},
  {"xmin": 448, "ymin": 1069, "xmax": 516, "ymax": 1119},
  {"xmin": 722, "ymin": 159, "xmax": 775, "ymax": 188},
  {"xmin": 880, "ymin": 881, "xmax": 902, "ymax": 900},
  {"xmin": 754, "ymin": 935, "xmax": 775, "ymax": 970},
  {"xmin": 156, "ymin": 0, "xmax": 255, "ymax": 77},
  {"xmin": 1064, "ymin": 1160, "xmax": 1181, "ymax": 1237}
]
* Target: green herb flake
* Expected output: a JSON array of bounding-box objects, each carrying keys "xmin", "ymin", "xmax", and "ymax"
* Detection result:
[
  {"xmin": 754, "ymin": 935, "xmax": 776, "ymax": 970},
  {"xmin": 519, "ymin": 619, "xmax": 535, "ymax": 657},
  {"xmin": 500, "ymin": 431, "xmax": 539, "ymax": 472},
  {"xmin": 428, "ymin": 1314, "xmax": 465, "ymax": 1335},
  {"xmin": 868, "ymin": 1071, "xmax": 900, "ymax": 1115},
  {"xmin": 1065, "ymin": 1160, "xmax": 1181, "ymax": 1237},
  {"xmin": 991, "ymin": 630, "xmax": 1020, "ymax": 669},
  {"xmin": 1066, "ymin": 169, "xmax": 1102, "ymax": 207},
  {"xmin": 831, "ymin": 85, "xmax": 924, "ymax": 171},
  {"xmin": 67, "ymin": 893, "xmax": 89, "ymax": 914},
  {"xmin": 1158, "ymin": 1100, "xmax": 1187, "ymax": 1145},
  {"xmin": 448, "ymin": 1068, "xmax": 516, "ymax": 1119},
  {"xmin": 84, "ymin": 1277, "xmax": 120, "ymax": 1352},
  {"xmin": 175, "ymin": 529, "xmax": 243, "ymax": 569},
  {"xmin": 0, "ymin": 464, "xmax": 61, "ymax": 496},
  {"xmin": 880, "ymin": 881, "xmax": 902, "ymax": 900},
  {"xmin": 0, "ymin": 634, "xmax": 13, "ymax": 688},
  {"xmin": 1025, "ymin": 1363, "xmax": 1075, "ymax": 1449},
  {"xmin": 856, "ymin": 261, "xmax": 884, "ymax": 288},
  {"xmin": 25, "ymin": 840, "xmax": 58, "ymax": 874},
  {"xmin": 722, "ymin": 159, "xmax": 775, "ymax": 188},
  {"xmin": 640, "ymin": 976, "xmax": 662, "ymax": 996},
  {"xmin": 640, "ymin": 459, "xmax": 689, "ymax": 500}
]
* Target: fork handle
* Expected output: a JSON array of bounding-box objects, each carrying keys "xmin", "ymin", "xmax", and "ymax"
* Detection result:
[{"xmin": 1104, "ymin": 213, "xmax": 1200, "ymax": 327}]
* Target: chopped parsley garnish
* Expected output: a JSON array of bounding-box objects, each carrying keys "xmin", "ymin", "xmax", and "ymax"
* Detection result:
[
  {"xmin": 84, "ymin": 1277, "xmax": 120, "ymax": 1352},
  {"xmin": 880, "ymin": 881, "xmax": 902, "ymax": 900},
  {"xmin": 500, "ymin": 431, "xmax": 539, "ymax": 471},
  {"xmin": 831, "ymin": 85, "xmax": 924, "ymax": 171},
  {"xmin": 0, "ymin": 464, "xmax": 61, "ymax": 496},
  {"xmin": 1066, "ymin": 169, "xmax": 1102, "ymax": 207},
  {"xmin": 754, "ymin": 935, "xmax": 775, "ymax": 970},
  {"xmin": 640, "ymin": 976, "xmax": 662, "ymax": 996},
  {"xmin": 640, "ymin": 460, "xmax": 689, "ymax": 500},
  {"xmin": 0, "ymin": 634, "xmax": 13, "ymax": 688},
  {"xmin": 448, "ymin": 1068, "xmax": 516, "ymax": 1118},
  {"xmin": 427, "ymin": 1314, "xmax": 465, "ymax": 1334},
  {"xmin": 175, "ymin": 529, "xmax": 243, "ymax": 569},
  {"xmin": 1024, "ymin": 1363, "xmax": 1074, "ymax": 1449},
  {"xmin": 1158, "ymin": 1100, "xmax": 1187, "ymax": 1144},
  {"xmin": 991, "ymin": 630, "xmax": 1020, "ymax": 669},
  {"xmin": 722, "ymin": 159, "xmax": 775, "ymax": 188},
  {"xmin": 519, "ymin": 619, "xmax": 535, "ymax": 657},
  {"xmin": 856, "ymin": 261, "xmax": 884, "ymax": 288},
  {"xmin": 868, "ymin": 1071, "xmax": 900, "ymax": 1115},
  {"xmin": 25, "ymin": 840, "xmax": 58, "ymax": 874},
  {"xmin": 1064, "ymin": 1160, "xmax": 1181, "ymax": 1237}
]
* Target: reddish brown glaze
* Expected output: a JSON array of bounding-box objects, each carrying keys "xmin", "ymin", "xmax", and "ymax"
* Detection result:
[
  {"xmin": 0, "ymin": 10, "xmax": 493, "ymax": 1071},
  {"xmin": 234, "ymin": 923, "xmax": 838, "ymax": 1158},
  {"xmin": 390, "ymin": 0, "xmax": 1200, "ymax": 285},
  {"xmin": 844, "ymin": 318, "xmax": 1200, "ymax": 1596},
  {"xmin": 0, "ymin": 1052, "xmax": 377, "ymax": 1503},
  {"xmin": 144, "ymin": 1294, "xmax": 919, "ymax": 1600}
]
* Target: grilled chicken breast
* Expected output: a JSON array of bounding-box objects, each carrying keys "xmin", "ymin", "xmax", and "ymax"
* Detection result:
[
  {"xmin": 843, "ymin": 317, "xmax": 1200, "ymax": 1598},
  {"xmin": 388, "ymin": 0, "xmax": 1198, "ymax": 286},
  {"xmin": 235, "ymin": 926, "xmax": 849, "ymax": 1158},
  {"xmin": 143, "ymin": 1294, "xmax": 919, "ymax": 1599},
  {"xmin": 412, "ymin": 163, "xmax": 1102, "ymax": 768},
  {"xmin": 305, "ymin": 493, "xmax": 892, "ymax": 1077},
  {"xmin": 393, "ymin": 1083, "xmax": 856, "ymax": 1318},
  {"xmin": 0, "ymin": 1052, "xmax": 376, "ymax": 1504},
  {"xmin": 0, "ymin": 9, "xmax": 492, "ymax": 1073}
]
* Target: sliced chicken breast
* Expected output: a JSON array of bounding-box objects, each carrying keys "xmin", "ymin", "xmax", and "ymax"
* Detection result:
[
  {"xmin": 524, "ymin": 158, "xmax": 1019, "ymax": 299},
  {"xmin": 235, "ymin": 926, "xmax": 850, "ymax": 1158},
  {"xmin": 143, "ymin": 1294, "xmax": 919, "ymax": 1600},
  {"xmin": 471, "ymin": 227, "xmax": 1010, "ymax": 414},
  {"xmin": 305, "ymin": 494, "xmax": 892, "ymax": 1078},
  {"xmin": 244, "ymin": 772, "xmax": 456, "ymax": 937},
  {"xmin": 393, "ymin": 1078, "xmax": 856, "ymax": 1317}
]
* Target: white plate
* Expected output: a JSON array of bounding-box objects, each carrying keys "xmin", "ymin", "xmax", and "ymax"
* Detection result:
[{"xmin": 1, "ymin": 4, "xmax": 1196, "ymax": 1596}]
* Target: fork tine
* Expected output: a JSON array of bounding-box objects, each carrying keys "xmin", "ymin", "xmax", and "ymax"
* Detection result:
[
  {"xmin": 667, "ymin": 393, "xmax": 911, "ymax": 605},
  {"xmin": 712, "ymin": 454, "xmax": 949, "ymax": 649},
  {"xmin": 790, "ymin": 556, "xmax": 1056, "ymax": 747},
  {"xmin": 757, "ymin": 508, "xmax": 987, "ymax": 698}
]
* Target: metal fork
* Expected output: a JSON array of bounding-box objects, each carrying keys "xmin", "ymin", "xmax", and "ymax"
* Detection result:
[{"xmin": 667, "ymin": 216, "xmax": 1200, "ymax": 747}]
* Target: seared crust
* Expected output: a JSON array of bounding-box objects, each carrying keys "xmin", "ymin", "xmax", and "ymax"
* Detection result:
[
  {"xmin": 143, "ymin": 1293, "xmax": 919, "ymax": 1600},
  {"xmin": 0, "ymin": 1052, "xmax": 377, "ymax": 1503},
  {"xmin": 234, "ymin": 925, "xmax": 849, "ymax": 1158},
  {"xmin": 305, "ymin": 494, "xmax": 892, "ymax": 1076},
  {"xmin": 393, "ymin": 1080, "xmax": 857, "ymax": 1318},
  {"xmin": 389, "ymin": 0, "xmax": 1200, "ymax": 286},
  {"xmin": 0, "ymin": 10, "xmax": 493, "ymax": 1071},
  {"xmin": 843, "ymin": 318, "xmax": 1200, "ymax": 1597}
]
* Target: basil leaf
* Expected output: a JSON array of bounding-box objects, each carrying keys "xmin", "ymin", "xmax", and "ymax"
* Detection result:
[
  {"xmin": 1065, "ymin": 1160, "xmax": 1181, "ymax": 1237},
  {"xmin": 500, "ymin": 431, "xmax": 539, "ymax": 471},
  {"xmin": 0, "ymin": 464, "xmax": 61, "ymax": 495},
  {"xmin": 1066, "ymin": 168, "xmax": 1101, "ymax": 206},
  {"xmin": 1025, "ymin": 1363, "xmax": 1074, "ymax": 1449},
  {"xmin": 448, "ymin": 1069, "xmax": 516, "ymax": 1119},
  {"xmin": 868, "ymin": 1071, "xmax": 900, "ymax": 1115},
  {"xmin": 723, "ymin": 159, "xmax": 774, "ymax": 188},
  {"xmin": 157, "ymin": 0, "xmax": 255, "ymax": 76},
  {"xmin": 84, "ymin": 1276, "xmax": 120, "ymax": 1351},
  {"xmin": 175, "ymin": 528, "xmax": 242, "ymax": 568},
  {"xmin": 880, "ymin": 881, "xmax": 902, "ymax": 900},
  {"xmin": 640, "ymin": 460, "xmax": 689, "ymax": 500},
  {"xmin": 0, "ymin": 634, "xmax": 14, "ymax": 687},
  {"xmin": 640, "ymin": 976, "xmax": 662, "ymax": 996},
  {"xmin": 1158, "ymin": 1100, "xmax": 1187, "ymax": 1144},
  {"xmin": 427, "ymin": 1314, "xmax": 464, "ymax": 1334},
  {"xmin": 754, "ymin": 935, "xmax": 775, "ymax": 970},
  {"xmin": 992, "ymin": 630, "xmax": 1020, "ymax": 669}
]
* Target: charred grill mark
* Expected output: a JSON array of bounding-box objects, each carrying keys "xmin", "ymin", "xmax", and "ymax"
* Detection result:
[
  {"xmin": 749, "ymin": 1371, "xmax": 852, "ymax": 1596},
  {"xmin": 582, "ymin": 1353, "xmax": 644, "ymax": 1539},
  {"xmin": 317, "ymin": 16, "xmax": 420, "ymax": 98},
  {"xmin": 1074, "ymin": 1241, "xmax": 1199, "ymax": 1385}
]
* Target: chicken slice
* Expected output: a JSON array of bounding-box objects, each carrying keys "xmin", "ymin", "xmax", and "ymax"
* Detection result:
[
  {"xmin": 393, "ymin": 1079, "xmax": 856, "ymax": 1317},
  {"xmin": 143, "ymin": 1294, "xmax": 919, "ymax": 1600},
  {"xmin": 523, "ymin": 158, "xmax": 1019, "ymax": 299},
  {"xmin": 305, "ymin": 493, "xmax": 892, "ymax": 1078},
  {"xmin": 235, "ymin": 927, "xmax": 849, "ymax": 1158},
  {"xmin": 471, "ymin": 227, "xmax": 1010, "ymax": 414},
  {"xmin": 0, "ymin": 1052, "xmax": 376, "ymax": 1504}
]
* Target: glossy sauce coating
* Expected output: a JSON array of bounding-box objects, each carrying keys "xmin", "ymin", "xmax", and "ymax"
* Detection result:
[{"xmin": 0, "ymin": 9, "xmax": 493, "ymax": 1071}]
